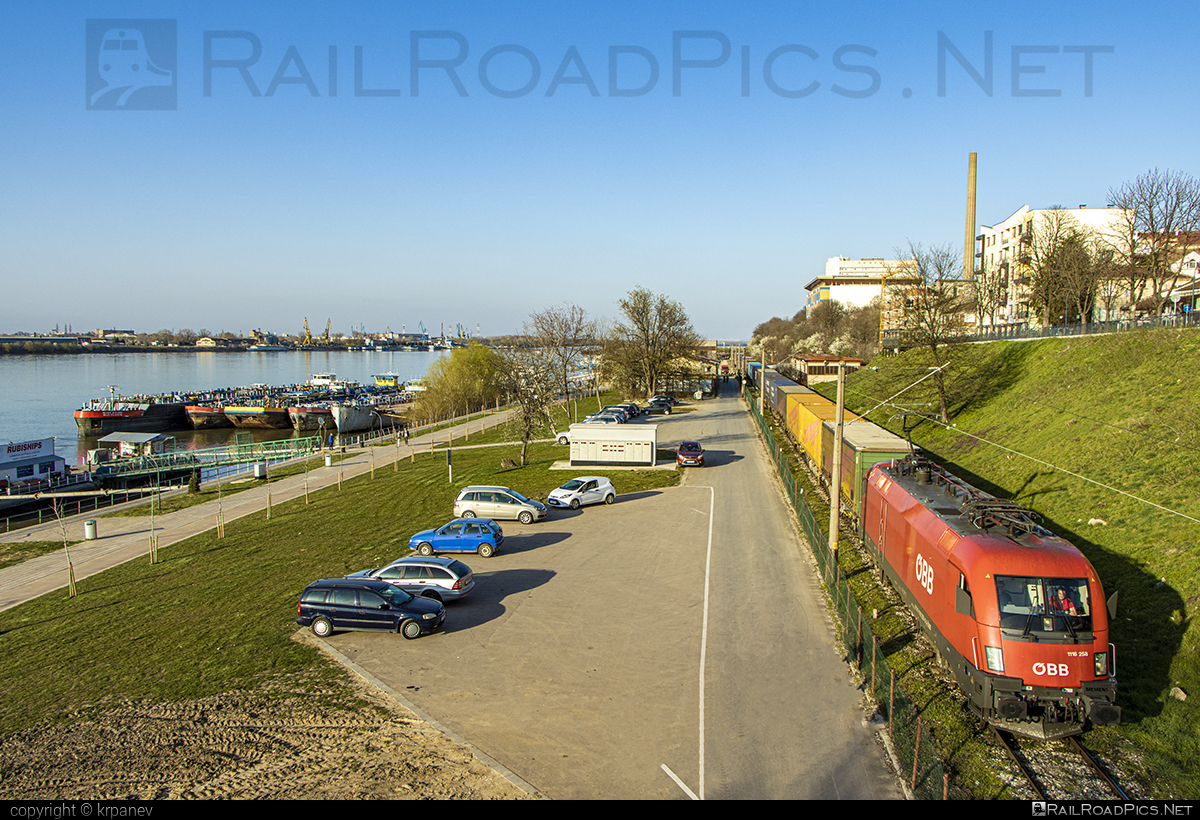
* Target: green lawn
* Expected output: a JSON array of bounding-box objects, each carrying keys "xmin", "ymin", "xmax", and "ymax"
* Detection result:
[{"xmin": 0, "ymin": 437, "xmax": 679, "ymax": 735}]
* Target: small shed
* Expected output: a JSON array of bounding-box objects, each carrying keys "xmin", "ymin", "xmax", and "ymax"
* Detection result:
[
  {"xmin": 568, "ymin": 423, "xmax": 658, "ymax": 467},
  {"xmin": 1, "ymin": 438, "xmax": 65, "ymax": 485},
  {"xmin": 97, "ymin": 432, "xmax": 175, "ymax": 458}
]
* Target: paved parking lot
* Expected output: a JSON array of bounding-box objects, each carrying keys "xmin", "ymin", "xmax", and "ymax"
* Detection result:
[
  {"xmin": 320, "ymin": 389, "xmax": 901, "ymax": 800},
  {"xmin": 322, "ymin": 482, "xmax": 711, "ymax": 799}
]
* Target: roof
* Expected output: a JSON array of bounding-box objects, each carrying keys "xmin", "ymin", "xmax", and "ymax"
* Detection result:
[{"xmin": 97, "ymin": 432, "xmax": 173, "ymax": 444}]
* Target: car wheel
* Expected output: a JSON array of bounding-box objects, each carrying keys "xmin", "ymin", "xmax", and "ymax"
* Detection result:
[
  {"xmin": 569, "ymin": 498, "xmax": 580, "ymax": 510},
  {"xmin": 518, "ymin": 511, "xmax": 533, "ymax": 525},
  {"xmin": 557, "ymin": 435, "xmax": 569, "ymax": 445},
  {"xmin": 478, "ymin": 543, "xmax": 494, "ymax": 558},
  {"xmin": 311, "ymin": 616, "xmax": 333, "ymax": 638},
  {"xmin": 417, "ymin": 542, "xmax": 434, "ymax": 556},
  {"xmin": 461, "ymin": 510, "xmax": 476, "ymax": 518},
  {"xmin": 422, "ymin": 590, "xmax": 443, "ymax": 603},
  {"xmin": 401, "ymin": 619, "xmax": 422, "ymax": 640},
  {"xmin": 605, "ymin": 494, "xmax": 615, "ymax": 505}
]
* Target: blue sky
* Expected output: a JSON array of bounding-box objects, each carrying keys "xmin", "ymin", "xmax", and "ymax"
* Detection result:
[{"xmin": 2, "ymin": 1, "xmax": 1195, "ymax": 341}]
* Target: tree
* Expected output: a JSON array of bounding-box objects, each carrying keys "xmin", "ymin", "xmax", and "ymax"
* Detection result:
[
  {"xmin": 412, "ymin": 342, "xmax": 504, "ymax": 423},
  {"xmin": 526, "ymin": 303, "xmax": 596, "ymax": 403},
  {"xmin": 888, "ymin": 242, "xmax": 966, "ymax": 424},
  {"xmin": 1025, "ymin": 209, "xmax": 1100, "ymax": 325},
  {"xmin": 604, "ymin": 287, "xmax": 700, "ymax": 397},
  {"xmin": 1107, "ymin": 168, "xmax": 1200, "ymax": 313},
  {"xmin": 494, "ymin": 342, "xmax": 558, "ymax": 466}
]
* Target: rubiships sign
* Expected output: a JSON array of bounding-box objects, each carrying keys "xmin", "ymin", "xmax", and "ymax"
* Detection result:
[{"xmin": 1, "ymin": 439, "xmax": 54, "ymax": 466}]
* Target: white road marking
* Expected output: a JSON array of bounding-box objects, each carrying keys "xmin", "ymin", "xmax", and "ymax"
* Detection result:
[{"xmin": 661, "ymin": 764, "xmax": 700, "ymax": 800}]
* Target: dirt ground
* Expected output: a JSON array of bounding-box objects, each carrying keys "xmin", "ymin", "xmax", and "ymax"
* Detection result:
[{"xmin": 0, "ymin": 674, "xmax": 533, "ymax": 800}]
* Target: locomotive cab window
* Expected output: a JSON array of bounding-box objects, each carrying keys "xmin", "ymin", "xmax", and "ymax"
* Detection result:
[{"xmin": 995, "ymin": 575, "xmax": 1092, "ymax": 636}]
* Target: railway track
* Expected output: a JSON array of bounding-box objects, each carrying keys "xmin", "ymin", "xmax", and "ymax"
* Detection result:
[{"xmin": 991, "ymin": 727, "xmax": 1130, "ymax": 800}]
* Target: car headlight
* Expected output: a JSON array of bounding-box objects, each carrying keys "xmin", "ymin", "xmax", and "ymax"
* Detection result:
[
  {"xmin": 421, "ymin": 612, "xmax": 438, "ymax": 620},
  {"xmin": 984, "ymin": 646, "xmax": 1005, "ymax": 673}
]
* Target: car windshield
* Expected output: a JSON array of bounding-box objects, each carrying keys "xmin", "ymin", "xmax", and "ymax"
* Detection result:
[
  {"xmin": 995, "ymin": 575, "xmax": 1093, "ymax": 636},
  {"xmin": 508, "ymin": 489, "xmax": 534, "ymax": 504},
  {"xmin": 560, "ymin": 479, "xmax": 585, "ymax": 491},
  {"xmin": 379, "ymin": 585, "xmax": 414, "ymax": 605},
  {"xmin": 680, "ymin": 443, "xmax": 702, "ymax": 453}
]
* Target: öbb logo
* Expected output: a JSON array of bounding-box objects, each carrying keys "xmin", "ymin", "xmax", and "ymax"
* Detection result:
[
  {"xmin": 914, "ymin": 554, "xmax": 934, "ymax": 596},
  {"xmin": 1033, "ymin": 662, "xmax": 1071, "ymax": 677}
]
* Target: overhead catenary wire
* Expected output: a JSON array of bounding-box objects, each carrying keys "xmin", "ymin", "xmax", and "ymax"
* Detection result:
[{"xmin": 851, "ymin": 391, "xmax": 1200, "ymax": 527}]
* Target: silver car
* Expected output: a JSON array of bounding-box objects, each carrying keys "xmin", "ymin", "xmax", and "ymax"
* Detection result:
[
  {"xmin": 453, "ymin": 485, "xmax": 547, "ymax": 524},
  {"xmin": 547, "ymin": 476, "xmax": 616, "ymax": 509},
  {"xmin": 346, "ymin": 556, "xmax": 475, "ymax": 603}
]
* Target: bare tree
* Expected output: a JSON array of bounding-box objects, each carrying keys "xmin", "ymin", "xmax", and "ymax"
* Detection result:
[
  {"xmin": 526, "ymin": 303, "xmax": 595, "ymax": 403},
  {"xmin": 604, "ymin": 287, "xmax": 700, "ymax": 397},
  {"xmin": 1107, "ymin": 168, "xmax": 1200, "ymax": 313},
  {"xmin": 889, "ymin": 242, "xmax": 966, "ymax": 423},
  {"xmin": 494, "ymin": 343, "xmax": 558, "ymax": 466},
  {"xmin": 971, "ymin": 253, "xmax": 1008, "ymax": 328}
]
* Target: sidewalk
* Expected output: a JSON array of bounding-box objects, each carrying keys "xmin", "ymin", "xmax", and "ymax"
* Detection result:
[{"xmin": 0, "ymin": 412, "xmax": 520, "ymax": 614}]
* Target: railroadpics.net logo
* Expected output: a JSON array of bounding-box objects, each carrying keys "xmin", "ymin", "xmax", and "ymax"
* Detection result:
[
  {"xmin": 83, "ymin": 21, "xmax": 1114, "ymax": 107},
  {"xmin": 85, "ymin": 19, "xmax": 177, "ymax": 110}
]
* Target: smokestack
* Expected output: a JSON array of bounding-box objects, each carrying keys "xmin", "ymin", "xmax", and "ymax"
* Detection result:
[{"xmin": 964, "ymin": 152, "xmax": 977, "ymax": 281}]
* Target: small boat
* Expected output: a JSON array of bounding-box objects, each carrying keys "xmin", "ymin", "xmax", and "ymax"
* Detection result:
[{"xmin": 374, "ymin": 373, "xmax": 401, "ymax": 389}]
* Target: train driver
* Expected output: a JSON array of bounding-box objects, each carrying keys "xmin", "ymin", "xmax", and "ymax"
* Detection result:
[{"xmin": 1048, "ymin": 586, "xmax": 1080, "ymax": 616}]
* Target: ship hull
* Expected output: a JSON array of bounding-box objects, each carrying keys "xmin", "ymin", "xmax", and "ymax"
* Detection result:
[
  {"xmin": 74, "ymin": 403, "xmax": 189, "ymax": 436},
  {"xmin": 332, "ymin": 404, "xmax": 377, "ymax": 433},
  {"xmin": 185, "ymin": 405, "xmax": 234, "ymax": 429},
  {"xmin": 223, "ymin": 406, "xmax": 293, "ymax": 429},
  {"xmin": 288, "ymin": 406, "xmax": 335, "ymax": 431}
]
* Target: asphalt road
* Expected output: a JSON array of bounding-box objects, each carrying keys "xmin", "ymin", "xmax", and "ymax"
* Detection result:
[{"xmin": 323, "ymin": 382, "xmax": 902, "ymax": 800}]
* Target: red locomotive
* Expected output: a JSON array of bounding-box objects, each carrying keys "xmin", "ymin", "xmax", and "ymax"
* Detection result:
[{"xmin": 861, "ymin": 454, "xmax": 1121, "ymax": 739}]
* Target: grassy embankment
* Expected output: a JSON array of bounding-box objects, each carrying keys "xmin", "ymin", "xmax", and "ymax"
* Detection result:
[
  {"xmin": 816, "ymin": 327, "xmax": 1200, "ymax": 797},
  {"xmin": 0, "ymin": 392, "xmax": 680, "ymax": 734}
]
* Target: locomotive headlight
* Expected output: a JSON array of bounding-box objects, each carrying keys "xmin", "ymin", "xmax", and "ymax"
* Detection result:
[
  {"xmin": 1094, "ymin": 651, "xmax": 1108, "ymax": 676},
  {"xmin": 984, "ymin": 646, "xmax": 1005, "ymax": 673}
]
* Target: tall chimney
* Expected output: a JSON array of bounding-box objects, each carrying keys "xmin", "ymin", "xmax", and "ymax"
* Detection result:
[{"xmin": 964, "ymin": 152, "xmax": 977, "ymax": 281}]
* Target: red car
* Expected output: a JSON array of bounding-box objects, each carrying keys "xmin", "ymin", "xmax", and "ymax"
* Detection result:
[{"xmin": 677, "ymin": 441, "xmax": 705, "ymax": 467}]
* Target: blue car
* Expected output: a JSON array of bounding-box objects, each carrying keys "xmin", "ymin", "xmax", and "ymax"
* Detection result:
[{"xmin": 409, "ymin": 518, "xmax": 504, "ymax": 557}]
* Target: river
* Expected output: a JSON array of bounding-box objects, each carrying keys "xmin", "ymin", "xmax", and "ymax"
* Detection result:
[{"xmin": 0, "ymin": 349, "xmax": 447, "ymax": 465}]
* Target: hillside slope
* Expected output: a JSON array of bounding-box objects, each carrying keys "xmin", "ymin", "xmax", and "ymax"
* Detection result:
[{"xmin": 836, "ymin": 327, "xmax": 1200, "ymax": 795}]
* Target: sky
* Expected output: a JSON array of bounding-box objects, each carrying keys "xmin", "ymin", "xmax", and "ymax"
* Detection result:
[{"xmin": 2, "ymin": 1, "xmax": 1196, "ymax": 341}]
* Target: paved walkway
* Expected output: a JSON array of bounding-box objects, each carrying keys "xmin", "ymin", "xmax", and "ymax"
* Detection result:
[{"xmin": 0, "ymin": 412, "xmax": 522, "ymax": 614}]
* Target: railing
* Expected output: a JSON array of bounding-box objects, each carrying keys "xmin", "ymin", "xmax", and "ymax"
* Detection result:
[{"xmin": 884, "ymin": 310, "xmax": 1200, "ymax": 348}]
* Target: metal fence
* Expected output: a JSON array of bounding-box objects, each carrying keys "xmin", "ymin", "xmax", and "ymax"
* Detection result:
[
  {"xmin": 884, "ymin": 310, "xmax": 1200, "ymax": 349},
  {"xmin": 746, "ymin": 392, "xmax": 957, "ymax": 800}
]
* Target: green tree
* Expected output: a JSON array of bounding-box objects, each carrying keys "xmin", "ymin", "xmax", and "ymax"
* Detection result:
[{"xmin": 412, "ymin": 342, "xmax": 504, "ymax": 423}]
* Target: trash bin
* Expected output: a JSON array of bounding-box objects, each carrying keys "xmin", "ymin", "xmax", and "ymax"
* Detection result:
[
  {"xmin": 324, "ymin": 455, "xmax": 333, "ymax": 468},
  {"xmin": 84, "ymin": 520, "xmax": 98, "ymax": 540}
]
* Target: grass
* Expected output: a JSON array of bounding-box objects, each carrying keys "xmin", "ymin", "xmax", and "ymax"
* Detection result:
[
  {"xmin": 808, "ymin": 327, "xmax": 1200, "ymax": 798},
  {"xmin": 0, "ymin": 435, "xmax": 680, "ymax": 735}
]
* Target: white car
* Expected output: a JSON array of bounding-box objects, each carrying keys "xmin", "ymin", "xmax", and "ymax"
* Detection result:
[
  {"xmin": 556, "ymin": 430, "xmax": 571, "ymax": 445},
  {"xmin": 583, "ymin": 414, "xmax": 620, "ymax": 424},
  {"xmin": 547, "ymin": 476, "xmax": 616, "ymax": 510}
]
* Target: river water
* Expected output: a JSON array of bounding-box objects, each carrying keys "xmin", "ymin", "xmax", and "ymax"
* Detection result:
[{"xmin": 0, "ymin": 349, "xmax": 446, "ymax": 465}]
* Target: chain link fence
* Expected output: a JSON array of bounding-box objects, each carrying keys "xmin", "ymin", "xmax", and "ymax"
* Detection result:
[{"xmin": 746, "ymin": 388, "xmax": 961, "ymax": 799}]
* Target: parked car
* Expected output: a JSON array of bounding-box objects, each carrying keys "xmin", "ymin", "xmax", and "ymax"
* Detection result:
[
  {"xmin": 347, "ymin": 556, "xmax": 476, "ymax": 602},
  {"xmin": 601, "ymin": 406, "xmax": 630, "ymax": 421},
  {"xmin": 677, "ymin": 440, "xmax": 705, "ymax": 467},
  {"xmin": 556, "ymin": 430, "xmax": 572, "ymax": 445},
  {"xmin": 583, "ymin": 413, "xmax": 620, "ymax": 424},
  {"xmin": 454, "ymin": 486, "xmax": 547, "ymax": 524},
  {"xmin": 615, "ymin": 402, "xmax": 641, "ymax": 417},
  {"xmin": 547, "ymin": 476, "xmax": 616, "ymax": 509},
  {"xmin": 645, "ymin": 401, "xmax": 672, "ymax": 415},
  {"xmin": 296, "ymin": 577, "xmax": 445, "ymax": 639},
  {"xmin": 406, "ymin": 519, "xmax": 504, "ymax": 557},
  {"xmin": 651, "ymin": 395, "xmax": 679, "ymax": 406}
]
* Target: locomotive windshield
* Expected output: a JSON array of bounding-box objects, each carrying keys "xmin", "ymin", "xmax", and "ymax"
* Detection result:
[{"xmin": 995, "ymin": 576, "xmax": 1093, "ymax": 637}]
